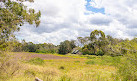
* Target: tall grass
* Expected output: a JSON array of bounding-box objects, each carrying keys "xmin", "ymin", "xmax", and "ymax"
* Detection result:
[
  {"xmin": 27, "ymin": 58, "xmax": 45, "ymax": 65},
  {"xmin": 116, "ymin": 53, "xmax": 137, "ymax": 81},
  {"xmin": 86, "ymin": 55, "xmax": 121, "ymax": 66},
  {"xmin": 3, "ymin": 52, "xmax": 136, "ymax": 81}
]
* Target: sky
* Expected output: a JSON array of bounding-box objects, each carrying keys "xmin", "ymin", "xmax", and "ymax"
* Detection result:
[{"xmin": 15, "ymin": 0, "xmax": 137, "ymax": 45}]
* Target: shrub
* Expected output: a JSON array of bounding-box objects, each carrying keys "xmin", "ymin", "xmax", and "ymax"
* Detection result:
[
  {"xmin": 96, "ymin": 50, "xmax": 104, "ymax": 56},
  {"xmin": 59, "ymin": 66, "xmax": 65, "ymax": 70},
  {"xmin": 28, "ymin": 58, "xmax": 45, "ymax": 65},
  {"xmin": 82, "ymin": 48, "xmax": 89, "ymax": 55},
  {"xmin": 117, "ymin": 53, "xmax": 137, "ymax": 81},
  {"xmin": 86, "ymin": 60, "xmax": 96, "ymax": 65}
]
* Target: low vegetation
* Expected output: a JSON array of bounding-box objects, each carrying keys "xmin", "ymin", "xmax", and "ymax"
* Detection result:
[{"xmin": 0, "ymin": 52, "xmax": 136, "ymax": 81}]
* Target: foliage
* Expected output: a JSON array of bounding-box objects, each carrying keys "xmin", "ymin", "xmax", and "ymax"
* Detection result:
[
  {"xmin": 76, "ymin": 36, "xmax": 90, "ymax": 47},
  {"xmin": 81, "ymin": 30, "xmax": 108, "ymax": 55},
  {"xmin": 96, "ymin": 50, "xmax": 104, "ymax": 56},
  {"xmin": 9, "ymin": 29, "xmax": 137, "ymax": 57},
  {"xmin": 82, "ymin": 44, "xmax": 95, "ymax": 55},
  {"xmin": 77, "ymin": 30, "xmax": 137, "ymax": 57},
  {"xmin": 0, "ymin": 0, "xmax": 41, "ymax": 80},
  {"xmin": 35, "ymin": 43, "xmax": 58, "ymax": 54},
  {"xmin": 12, "ymin": 40, "xmax": 58, "ymax": 54},
  {"xmin": 58, "ymin": 40, "xmax": 76, "ymax": 54},
  {"xmin": 0, "ymin": 0, "xmax": 41, "ymax": 51},
  {"xmin": 90, "ymin": 30, "xmax": 108, "ymax": 54},
  {"xmin": 117, "ymin": 53, "xmax": 137, "ymax": 81}
]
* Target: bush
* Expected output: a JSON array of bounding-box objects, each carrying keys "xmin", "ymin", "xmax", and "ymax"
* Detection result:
[
  {"xmin": 96, "ymin": 50, "xmax": 104, "ymax": 56},
  {"xmin": 117, "ymin": 53, "xmax": 137, "ymax": 81},
  {"xmin": 27, "ymin": 58, "xmax": 45, "ymax": 65},
  {"xmin": 82, "ymin": 48, "xmax": 89, "ymax": 55},
  {"xmin": 59, "ymin": 66, "xmax": 65, "ymax": 70},
  {"xmin": 35, "ymin": 49, "xmax": 57, "ymax": 54}
]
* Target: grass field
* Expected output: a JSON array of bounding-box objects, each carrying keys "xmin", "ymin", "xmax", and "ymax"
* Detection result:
[{"xmin": 2, "ymin": 52, "xmax": 122, "ymax": 81}]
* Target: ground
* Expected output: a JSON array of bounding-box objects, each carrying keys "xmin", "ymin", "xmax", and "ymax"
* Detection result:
[
  {"xmin": 12, "ymin": 52, "xmax": 70, "ymax": 60},
  {"xmin": 5, "ymin": 52, "xmax": 118, "ymax": 81}
]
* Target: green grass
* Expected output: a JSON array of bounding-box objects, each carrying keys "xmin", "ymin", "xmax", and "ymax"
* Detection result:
[
  {"xmin": 27, "ymin": 58, "xmax": 45, "ymax": 65},
  {"xmin": 85, "ymin": 55, "xmax": 121, "ymax": 66}
]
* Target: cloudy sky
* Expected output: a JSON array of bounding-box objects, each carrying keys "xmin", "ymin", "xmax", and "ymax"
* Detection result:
[{"xmin": 15, "ymin": 0, "xmax": 137, "ymax": 45}]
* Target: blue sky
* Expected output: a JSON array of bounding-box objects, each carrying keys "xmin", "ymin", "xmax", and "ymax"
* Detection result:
[{"xmin": 85, "ymin": 0, "xmax": 105, "ymax": 14}]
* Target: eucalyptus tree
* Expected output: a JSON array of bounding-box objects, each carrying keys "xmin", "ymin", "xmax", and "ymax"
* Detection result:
[
  {"xmin": 77, "ymin": 37, "xmax": 90, "ymax": 47},
  {"xmin": 90, "ymin": 30, "xmax": 107, "ymax": 54},
  {"xmin": 0, "ymin": 0, "xmax": 41, "ymax": 52},
  {"xmin": 0, "ymin": 0, "xmax": 41, "ymax": 79}
]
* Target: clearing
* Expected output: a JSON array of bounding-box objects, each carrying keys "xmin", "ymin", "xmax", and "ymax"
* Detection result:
[{"xmin": 5, "ymin": 52, "xmax": 118, "ymax": 81}]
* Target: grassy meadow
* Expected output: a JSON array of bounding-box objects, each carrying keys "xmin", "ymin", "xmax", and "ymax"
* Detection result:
[{"xmin": 1, "ymin": 52, "xmax": 123, "ymax": 81}]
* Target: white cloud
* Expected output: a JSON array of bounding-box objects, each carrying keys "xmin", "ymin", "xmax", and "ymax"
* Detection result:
[{"xmin": 16, "ymin": 0, "xmax": 137, "ymax": 45}]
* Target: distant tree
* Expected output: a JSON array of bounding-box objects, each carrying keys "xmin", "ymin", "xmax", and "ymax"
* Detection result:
[
  {"xmin": 58, "ymin": 40, "xmax": 76, "ymax": 54},
  {"xmin": 36, "ymin": 43, "xmax": 58, "ymax": 54},
  {"xmin": 70, "ymin": 40, "xmax": 76, "ymax": 49},
  {"xmin": 90, "ymin": 30, "xmax": 107, "ymax": 54},
  {"xmin": 77, "ymin": 37, "xmax": 83, "ymax": 47},
  {"xmin": 76, "ymin": 37, "xmax": 90, "ymax": 47},
  {"xmin": 27, "ymin": 42, "xmax": 38, "ymax": 52}
]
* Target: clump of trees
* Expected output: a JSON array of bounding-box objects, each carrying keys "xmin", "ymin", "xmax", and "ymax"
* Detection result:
[
  {"xmin": 75, "ymin": 30, "xmax": 137, "ymax": 56},
  {"xmin": 11, "ymin": 40, "xmax": 58, "ymax": 54},
  {"xmin": 81, "ymin": 30, "xmax": 107, "ymax": 56},
  {"xmin": 58, "ymin": 40, "xmax": 76, "ymax": 54}
]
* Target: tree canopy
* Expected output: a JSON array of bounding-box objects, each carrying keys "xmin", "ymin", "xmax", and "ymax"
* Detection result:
[{"xmin": 0, "ymin": 0, "xmax": 41, "ymax": 51}]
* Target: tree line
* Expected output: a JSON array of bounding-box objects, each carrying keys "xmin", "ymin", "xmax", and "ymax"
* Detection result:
[{"xmin": 8, "ymin": 30, "xmax": 137, "ymax": 56}]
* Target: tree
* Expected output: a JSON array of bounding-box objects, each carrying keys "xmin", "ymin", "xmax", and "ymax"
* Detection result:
[
  {"xmin": 70, "ymin": 40, "xmax": 76, "ymax": 49},
  {"xmin": 90, "ymin": 30, "xmax": 107, "ymax": 55},
  {"xmin": 58, "ymin": 40, "xmax": 76, "ymax": 54},
  {"xmin": 0, "ymin": 0, "xmax": 41, "ymax": 52},
  {"xmin": 0, "ymin": 0, "xmax": 41, "ymax": 79},
  {"xmin": 77, "ymin": 37, "xmax": 90, "ymax": 47}
]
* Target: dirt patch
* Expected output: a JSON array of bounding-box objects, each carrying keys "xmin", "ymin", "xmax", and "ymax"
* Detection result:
[{"xmin": 12, "ymin": 52, "xmax": 70, "ymax": 60}]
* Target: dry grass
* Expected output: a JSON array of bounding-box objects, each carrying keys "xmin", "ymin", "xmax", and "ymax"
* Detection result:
[{"xmin": 4, "ymin": 52, "xmax": 118, "ymax": 81}]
